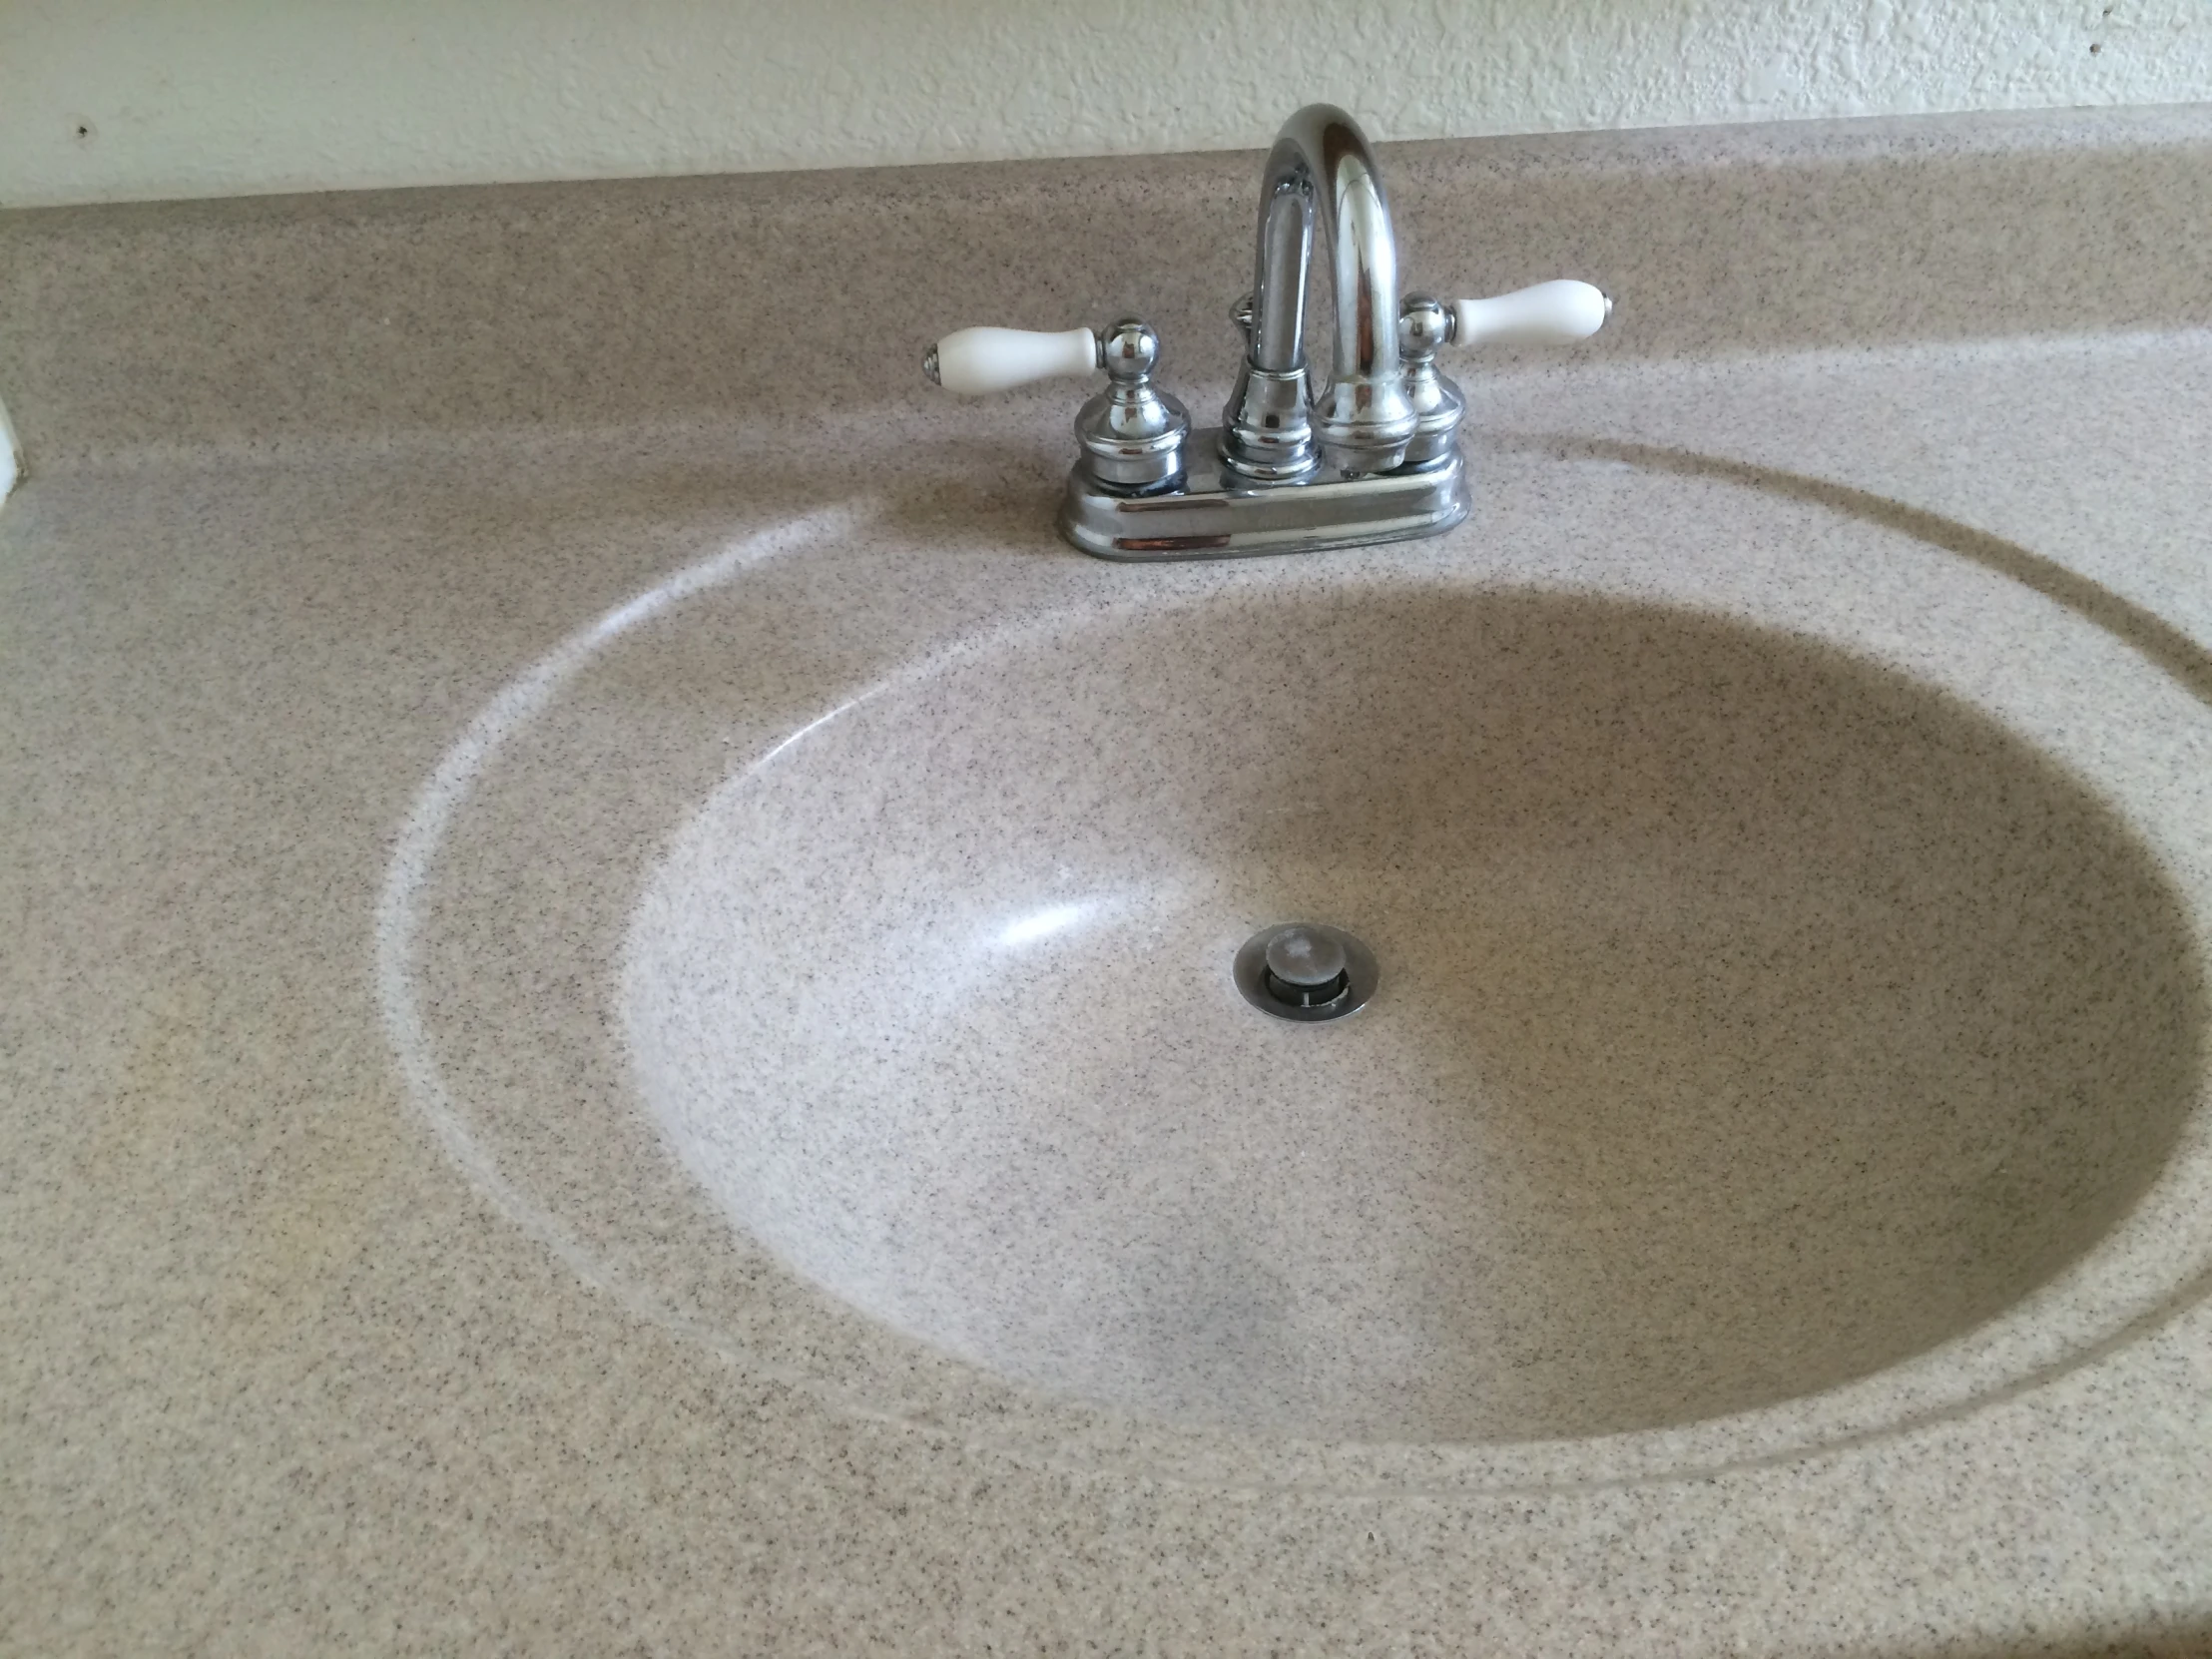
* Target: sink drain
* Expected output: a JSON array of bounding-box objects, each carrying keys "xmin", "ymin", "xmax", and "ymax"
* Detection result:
[{"xmin": 1234, "ymin": 923, "xmax": 1379, "ymax": 1022}]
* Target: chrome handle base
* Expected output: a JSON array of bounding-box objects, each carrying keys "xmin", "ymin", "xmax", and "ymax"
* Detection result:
[
  {"xmin": 1058, "ymin": 426, "xmax": 1468, "ymax": 561},
  {"xmin": 1073, "ymin": 318, "xmax": 1190, "ymax": 495}
]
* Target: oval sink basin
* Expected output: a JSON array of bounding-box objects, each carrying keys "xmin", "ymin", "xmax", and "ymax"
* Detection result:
[
  {"xmin": 387, "ymin": 453, "xmax": 2212, "ymax": 1482},
  {"xmin": 624, "ymin": 583, "xmax": 2200, "ymax": 1442}
]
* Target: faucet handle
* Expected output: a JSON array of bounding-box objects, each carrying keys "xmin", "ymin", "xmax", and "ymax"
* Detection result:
[
  {"xmin": 924, "ymin": 317, "xmax": 1191, "ymax": 492},
  {"xmin": 923, "ymin": 324, "xmax": 1102, "ymax": 394},
  {"xmin": 1444, "ymin": 279, "xmax": 1611, "ymax": 348}
]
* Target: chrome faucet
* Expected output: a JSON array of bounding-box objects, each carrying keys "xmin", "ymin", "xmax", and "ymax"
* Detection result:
[
  {"xmin": 1223, "ymin": 104, "xmax": 1416, "ymax": 481},
  {"xmin": 924, "ymin": 103, "xmax": 1609, "ymax": 561}
]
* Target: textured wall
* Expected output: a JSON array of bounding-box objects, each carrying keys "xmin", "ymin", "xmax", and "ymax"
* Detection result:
[{"xmin": 3, "ymin": 0, "xmax": 2208, "ymax": 207}]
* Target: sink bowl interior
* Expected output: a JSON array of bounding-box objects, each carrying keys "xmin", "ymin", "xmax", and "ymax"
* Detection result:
[{"xmin": 624, "ymin": 585, "xmax": 2201, "ymax": 1443}]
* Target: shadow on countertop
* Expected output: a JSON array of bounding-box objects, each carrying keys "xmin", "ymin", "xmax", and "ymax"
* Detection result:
[{"xmin": 1841, "ymin": 1622, "xmax": 2212, "ymax": 1659}]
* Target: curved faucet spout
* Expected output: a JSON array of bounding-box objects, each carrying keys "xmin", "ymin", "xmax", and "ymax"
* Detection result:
[{"xmin": 1225, "ymin": 104, "xmax": 1417, "ymax": 478}]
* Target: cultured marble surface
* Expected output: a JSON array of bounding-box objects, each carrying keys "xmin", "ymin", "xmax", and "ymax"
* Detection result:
[{"xmin": 5, "ymin": 113, "xmax": 2212, "ymax": 1655}]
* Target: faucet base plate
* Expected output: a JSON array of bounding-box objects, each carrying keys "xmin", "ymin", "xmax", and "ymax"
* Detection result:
[{"xmin": 1058, "ymin": 428, "xmax": 1467, "ymax": 561}]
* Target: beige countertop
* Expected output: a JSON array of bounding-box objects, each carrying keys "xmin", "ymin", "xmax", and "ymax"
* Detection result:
[{"xmin": 5, "ymin": 111, "xmax": 2212, "ymax": 1656}]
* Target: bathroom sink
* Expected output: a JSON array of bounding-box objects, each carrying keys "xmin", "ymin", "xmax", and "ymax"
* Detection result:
[
  {"xmin": 623, "ymin": 582, "xmax": 2197, "ymax": 1441},
  {"xmin": 386, "ymin": 449, "xmax": 2212, "ymax": 1479}
]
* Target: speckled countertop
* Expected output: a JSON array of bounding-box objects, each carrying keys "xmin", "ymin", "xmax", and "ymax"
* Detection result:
[{"xmin": 5, "ymin": 111, "xmax": 2212, "ymax": 1656}]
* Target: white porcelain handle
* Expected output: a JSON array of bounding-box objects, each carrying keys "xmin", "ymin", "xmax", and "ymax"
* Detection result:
[
  {"xmin": 1450, "ymin": 279, "xmax": 1611, "ymax": 347},
  {"xmin": 927, "ymin": 324, "xmax": 1101, "ymax": 394}
]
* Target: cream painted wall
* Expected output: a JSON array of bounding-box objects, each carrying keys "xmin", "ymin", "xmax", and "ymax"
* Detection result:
[{"xmin": 3, "ymin": 0, "xmax": 2208, "ymax": 208}]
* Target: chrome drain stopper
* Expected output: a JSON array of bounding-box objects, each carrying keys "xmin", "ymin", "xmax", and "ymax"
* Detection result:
[
  {"xmin": 1234, "ymin": 922, "xmax": 1379, "ymax": 1022},
  {"xmin": 1264, "ymin": 927, "xmax": 1350, "ymax": 1006}
]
